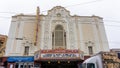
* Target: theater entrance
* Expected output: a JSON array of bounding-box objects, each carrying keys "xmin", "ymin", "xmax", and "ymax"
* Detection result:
[
  {"xmin": 34, "ymin": 49, "xmax": 84, "ymax": 68},
  {"xmin": 41, "ymin": 61, "xmax": 78, "ymax": 68}
]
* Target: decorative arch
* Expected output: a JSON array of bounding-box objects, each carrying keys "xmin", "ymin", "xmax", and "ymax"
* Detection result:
[{"xmin": 52, "ymin": 25, "xmax": 66, "ymax": 49}]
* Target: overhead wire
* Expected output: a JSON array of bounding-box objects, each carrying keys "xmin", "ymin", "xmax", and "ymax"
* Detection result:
[
  {"xmin": 0, "ymin": 16, "xmax": 11, "ymax": 19},
  {"xmin": 104, "ymin": 19, "xmax": 120, "ymax": 24},
  {"xmin": 0, "ymin": 1, "xmax": 113, "ymax": 28},
  {"xmin": 0, "ymin": 12, "xmax": 17, "ymax": 14},
  {"xmin": 41, "ymin": 0, "xmax": 103, "ymax": 13},
  {"xmin": 0, "ymin": 0, "xmax": 120, "ymax": 28},
  {"xmin": 65, "ymin": 0, "xmax": 103, "ymax": 8},
  {"xmin": 0, "ymin": 17, "xmax": 120, "ymax": 29},
  {"xmin": 0, "ymin": 0, "xmax": 119, "ymax": 48}
]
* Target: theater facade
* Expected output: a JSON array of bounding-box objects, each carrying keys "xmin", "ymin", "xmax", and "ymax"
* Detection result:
[{"xmin": 5, "ymin": 6, "xmax": 109, "ymax": 68}]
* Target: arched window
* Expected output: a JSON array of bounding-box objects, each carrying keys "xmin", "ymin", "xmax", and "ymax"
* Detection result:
[{"xmin": 52, "ymin": 25, "xmax": 66, "ymax": 49}]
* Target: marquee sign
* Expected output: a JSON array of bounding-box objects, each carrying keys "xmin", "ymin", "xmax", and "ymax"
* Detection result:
[
  {"xmin": 41, "ymin": 53, "xmax": 79, "ymax": 59},
  {"xmin": 34, "ymin": 49, "xmax": 84, "ymax": 60}
]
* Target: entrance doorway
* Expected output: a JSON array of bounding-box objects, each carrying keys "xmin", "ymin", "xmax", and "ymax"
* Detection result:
[{"xmin": 41, "ymin": 61, "xmax": 78, "ymax": 68}]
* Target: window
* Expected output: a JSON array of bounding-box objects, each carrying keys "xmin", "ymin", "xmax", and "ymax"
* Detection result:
[
  {"xmin": 0, "ymin": 58, "xmax": 2, "ymax": 62},
  {"xmin": 15, "ymin": 63, "xmax": 18, "ymax": 68},
  {"xmin": 82, "ymin": 63, "xmax": 86, "ymax": 68},
  {"xmin": 87, "ymin": 63, "xmax": 95, "ymax": 68},
  {"xmin": 52, "ymin": 32, "xmax": 54, "ymax": 47},
  {"xmin": 0, "ymin": 41, "xmax": 3, "ymax": 46},
  {"xmin": 24, "ymin": 46, "xmax": 29, "ymax": 55},
  {"xmin": 52, "ymin": 25, "xmax": 66, "ymax": 49},
  {"xmin": 88, "ymin": 46, "xmax": 93, "ymax": 55},
  {"xmin": 64, "ymin": 32, "xmax": 66, "ymax": 46},
  {"xmin": 20, "ymin": 65, "xmax": 23, "ymax": 68},
  {"xmin": 16, "ymin": 38, "xmax": 23, "ymax": 40}
]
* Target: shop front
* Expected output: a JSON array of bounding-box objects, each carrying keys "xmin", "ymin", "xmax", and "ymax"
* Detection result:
[
  {"xmin": 34, "ymin": 49, "xmax": 84, "ymax": 68},
  {"xmin": 0, "ymin": 57, "xmax": 7, "ymax": 68},
  {"xmin": 7, "ymin": 56, "xmax": 34, "ymax": 68}
]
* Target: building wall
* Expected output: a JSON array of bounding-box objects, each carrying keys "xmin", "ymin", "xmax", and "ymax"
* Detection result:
[
  {"xmin": 5, "ymin": 6, "xmax": 109, "ymax": 56},
  {"xmin": 110, "ymin": 49, "xmax": 120, "ymax": 53},
  {"xmin": 0, "ymin": 34, "xmax": 7, "ymax": 57}
]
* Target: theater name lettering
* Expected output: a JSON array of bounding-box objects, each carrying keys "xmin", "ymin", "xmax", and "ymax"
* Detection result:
[{"xmin": 41, "ymin": 53, "xmax": 79, "ymax": 59}]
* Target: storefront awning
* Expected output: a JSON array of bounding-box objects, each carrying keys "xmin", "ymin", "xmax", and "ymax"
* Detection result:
[{"xmin": 7, "ymin": 56, "xmax": 34, "ymax": 62}]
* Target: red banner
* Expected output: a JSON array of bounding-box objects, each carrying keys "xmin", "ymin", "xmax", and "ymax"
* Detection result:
[{"xmin": 41, "ymin": 49, "xmax": 79, "ymax": 53}]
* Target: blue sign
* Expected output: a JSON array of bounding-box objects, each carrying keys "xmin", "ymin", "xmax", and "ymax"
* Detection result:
[{"xmin": 7, "ymin": 56, "xmax": 34, "ymax": 62}]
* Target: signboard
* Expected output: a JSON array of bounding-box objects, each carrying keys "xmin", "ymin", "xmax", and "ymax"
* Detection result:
[
  {"xmin": 7, "ymin": 56, "xmax": 34, "ymax": 62},
  {"xmin": 34, "ymin": 49, "xmax": 84, "ymax": 60},
  {"xmin": 41, "ymin": 53, "xmax": 79, "ymax": 59}
]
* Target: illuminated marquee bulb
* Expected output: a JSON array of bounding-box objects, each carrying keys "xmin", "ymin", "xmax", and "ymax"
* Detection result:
[
  {"xmin": 58, "ymin": 61, "xmax": 60, "ymax": 64},
  {"xmin": 68, "ymin": 61, "xmax": 70, "ymax": 63},
  {"xmin": 48, "ymin": 61, "xmax": 50, "ymax": 64}
]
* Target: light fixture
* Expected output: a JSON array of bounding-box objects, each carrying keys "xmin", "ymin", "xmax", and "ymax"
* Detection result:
[
  {"xmin": 58, "ymin": 61, "xmax": 60, "ymax": 64},
  {"xmin": 68, "ymin": 61, "xmax": 70, "ymax": 63},
  {"xmin": 48, "ymin": 61, "xmax": 50, "ymax": 64}
]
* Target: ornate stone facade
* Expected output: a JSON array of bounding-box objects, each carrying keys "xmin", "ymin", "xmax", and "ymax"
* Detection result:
[
  {"xmin": 0, "ymin": 34, "xmax": 7, "ymax": 57},
  {"xmin": 5, "ymin": 6, "xmax": 109, "ymax": 56}
]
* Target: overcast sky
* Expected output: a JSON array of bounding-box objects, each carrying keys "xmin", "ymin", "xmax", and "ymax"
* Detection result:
[{"xmin": 0, "ymin": 0, "xmax": 120, "ymax": 49}]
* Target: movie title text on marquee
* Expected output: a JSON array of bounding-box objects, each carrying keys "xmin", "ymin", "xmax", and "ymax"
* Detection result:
[
  {"xmin": 34, "ymin": 49, "xmax": 84, "ymax": 60},
  {"xmin": 41, "ymin": 53, "xmax": 79, "ymax": 59}
]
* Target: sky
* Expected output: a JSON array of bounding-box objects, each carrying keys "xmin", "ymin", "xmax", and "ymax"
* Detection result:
[{"xmin": 0, "ymin": 0, "xmax": 120, "ymax": 49}]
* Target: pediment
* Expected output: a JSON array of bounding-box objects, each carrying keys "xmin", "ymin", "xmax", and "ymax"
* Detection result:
[{"xmin": 47, "ymin": 6, "xmax": 70, "ymax": 17}]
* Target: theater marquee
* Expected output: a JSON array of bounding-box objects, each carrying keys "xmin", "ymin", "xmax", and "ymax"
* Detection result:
[
  {"xmin": 41, "ymin": 53, "xmax": 79, "ymax": 59},
  {"xmin": 34, "ymin": 49, "xmax": 84, "ymax": 60}
]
